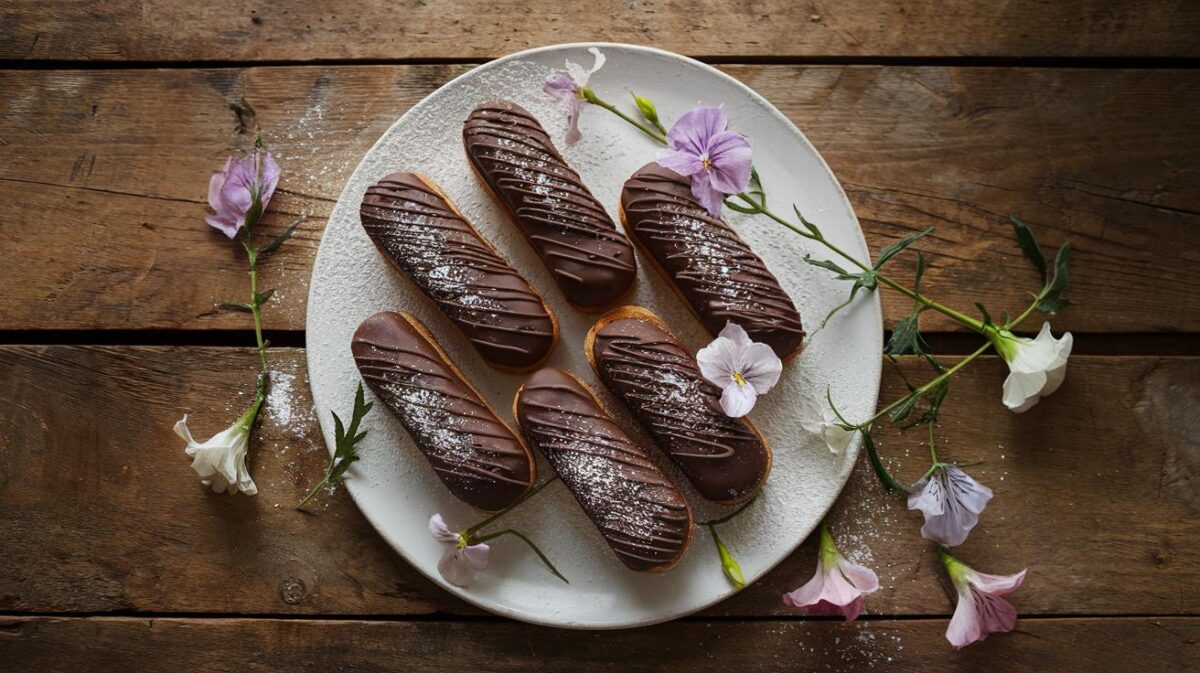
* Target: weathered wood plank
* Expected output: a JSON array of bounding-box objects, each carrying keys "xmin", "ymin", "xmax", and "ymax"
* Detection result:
[
  {"xmin": 0, "ymin": 616, "xmax": 1195, "ymax": 672},
  {"xmin": 3, "ymin": 1, "xmax": 1199, "ymax": 61},
  {"xmin": 1, "ymin": 347, "xmax": 1196, "ymax": 616},
  {"xmin": 1, "ymin": 65, "xmax": 1197, "ymax": 333}
]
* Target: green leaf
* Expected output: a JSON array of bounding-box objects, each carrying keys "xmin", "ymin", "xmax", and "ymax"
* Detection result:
[
  {"xmin": 746, "ymin": 167, "xmax": 766, "ymax": 208},
  {"xmin": 253, "ymin": 288, "xmax": 275, "ymax": 306},
  {"xmin": 975, "ymin": 302, "xmax": 993, "ymax": 327},
  {"xmin": 862, "ymin": 430, "xmax": 904, "ymax": 494},
  {"xmin": 805, "ymin": 255, "xmax": 854, "ymax": 279},
  {"xmin": 793, "ymin": 206, "xmax": 824, "ymax": 238},
  {"xmin": 709, "ymin": 525, "xmax": 745, "ymax": 589},
  {"xmin": 1037, "ymin": 243, "xmax": 1072, "ymax": 314},
  {"xmin": 298, "ymin": 382, "xmax": 373, "ymax": 508},
  {"xmin": 885, "ymin": 310, "xmax": 930, "ymax": 356},
  {"xmin": 1009, "ymin": 214, "xmax": 1047, "ymax": 285},
  {"xmin": 217, "ymin": 301, "xmax": 254, "ymax": 312},
  {"xmin": 476, "ymin": 529, "xmax": 569, "ymax": 584},
  {"xmin": 889, "ymin": 391, "xmax": 919, "ymax": 423},
  {"xmin": 259, "ymin": 215, "xmax": 307, "ymax": 258},
  {"xmin": 874, "ymin": 227, "xmax": 933, "ymax": 270},
  {"xmin": 724, "ymin": 199, "xmax": 762, "ymax": 215}
]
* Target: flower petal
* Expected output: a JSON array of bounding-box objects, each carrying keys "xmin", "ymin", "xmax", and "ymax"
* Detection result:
[
  {"xmin": 437, "ymin": 547, "xmax": 476, "ymax": 587},
  {"xmin": 666, "ymin": 106, "xmax": 728, "ymax": 157},
  {"xmin": 704, "ymin": 130, "xmax": 753, "ymax": 194},
  {"xmin": 837, "ymin": 556, "xmax": 881, "ymax": 594},
  {"xmin": 543, "ymin": 73, "xmax": 578, "ymax": 99},
  {"xmin": 945, "ymin": 587, "xmax": 983, "ymax": 648},
  {"xmin": 428, "ymin": 513, "xmax": 459, "ymax": 544},
  {"xmin": 584, "ymin": 47, "xmax": 606, "ymax": 80},
  {"xmin": 695, "ymin": 335, "xmax": 737, "ymax": 388},
  {"xmin": 259, "ymin": 151, "xmax": 280, "ymax": 209},
  {"xmin": 739, "ymin": 342, "xmax": 782, "ymax": 394},
  {"xmin": 656, "ymin": 148, "xmax": 705, "ymax": 177},
  {"xmin": 781, "ymin": 562, "xmax": 826, "ymax": 609},
  {"xmin": 461, "ymin": 542, "xmax": 491, "ymax": 570},
  {"xmin": 564, "ymin": 98, "xmax": 584, "ymax": 145},
  {"xmin": 969, "ymin": 568, "xmax": 1026, "ymax": 596},
  {"xmin": 720, "ymin": 381, "xmax": 757, "ymax": 418},
  {"xmin": 717, "ymin": 321, "xmax": 752, "ymax": 347},
  {"xmin": 909, "ymin": 465, "xmax": 991, "ymax": 546},
  {"xmin": 689, "ymin": 174, "xmax": 726, "ymax": 218}
]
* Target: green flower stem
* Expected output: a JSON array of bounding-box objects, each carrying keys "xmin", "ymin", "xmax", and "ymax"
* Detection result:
[
  {"xmin": 863, "ymin": 341, "xmax": 992, "ymax": 428},
  {"xmin": 586, "ymin": 93, "xmax": 984, "ymax": 334},
  {"xmin": 582, "ymin": 88, "xmax": 667, "ymax": 143},
  {"xmin": 471, "ymin": 528, "xmax": 569, "ymax": 584},
  {"xmin": 246, "ymin": 251, "xmax": 269, "ymax": 375},
  {"xmin": 462, "ymin": 475, "xmax": 560, "ymax": 540}
]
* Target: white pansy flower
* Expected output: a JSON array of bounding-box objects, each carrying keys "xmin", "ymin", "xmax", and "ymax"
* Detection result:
[
  {"xmin": 175, "ymin": 412, "xmax": 257, "ymax": 495},
  {"xmin": 989, "ymin": 322, "xmax": 1073, "ymax": 413},
  {"xmin": 804, "ymin": 407, "xmax": 856, "ymax": 456},
  {"xmin": 696, "ymin": 322, "xmax": 783, "ymax": 418},
  {"xmin": 429, "ymin": 513, "xmax": 490, "ymax": 588}
]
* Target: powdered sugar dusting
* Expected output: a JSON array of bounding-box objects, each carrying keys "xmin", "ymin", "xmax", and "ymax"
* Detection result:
[{"xmin": 305, "ymin": 44, "xmax": 881, "ymax": 627}]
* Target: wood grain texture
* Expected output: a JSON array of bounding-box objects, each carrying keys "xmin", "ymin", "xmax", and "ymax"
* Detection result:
[
  {"xmin": 1, "ymin": 346, "xmax": 1197, "ymax": 616},
  {"xmin": 1, "ymin": 65, "xmax": 1197, "ymax": 333},
  {"xmin": 0, "ymin": 616, "xmax": 1196, "ymax": 672},
  {"xmin": 3, "ymin": 1, "xmax": 1200, "ymax": 61}
]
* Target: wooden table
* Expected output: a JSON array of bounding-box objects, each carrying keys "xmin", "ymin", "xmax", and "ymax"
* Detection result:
[{"xmin": 2, "ymin": 3, "xmax": 1198, "ymax": 670}]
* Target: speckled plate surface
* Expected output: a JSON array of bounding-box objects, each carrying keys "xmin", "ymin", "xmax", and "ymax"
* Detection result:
[{"xmin": 306, "ymin": 42, "xmax": 881, "ymax": 629}]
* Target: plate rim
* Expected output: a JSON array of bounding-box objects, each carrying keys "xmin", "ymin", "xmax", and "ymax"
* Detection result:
[{"xmin": 305, "ymin": 41, "xmax": 882, "ymax": 629}]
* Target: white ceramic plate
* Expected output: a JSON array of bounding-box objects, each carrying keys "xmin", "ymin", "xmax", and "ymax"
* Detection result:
[{"xmin": 306, "ymin": 42, "xmax": 881, "ymax": 629}]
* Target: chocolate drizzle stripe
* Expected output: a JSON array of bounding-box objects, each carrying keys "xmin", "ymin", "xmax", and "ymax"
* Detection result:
[
  {"xmin": 621, "ymin": 163, "xmax": 804, "ymax": 358},
  {"xmin": 464, "ymin": 101, "xmax": 638, "ymax": 308},
  {"xmin": 352, "ymin": 312, "xmax": 534, "ymax": 511},
  {"xmin": 590, "ymin": 315, "xmax": 769, "ymax": 503},
  {"xmin": 516, "ymin": 369, "xmax": 692, "ymax": 571},
  {"xmin": 360, "ymin": 172, "xmax": 555, "ymax": 370}
]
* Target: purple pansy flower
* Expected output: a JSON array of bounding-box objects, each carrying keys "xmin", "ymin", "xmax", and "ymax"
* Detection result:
[
  {"xmin": 543, "ymin": 47, "xmax": 606, "ymax": 145},
  {"xmin": 428, "ymin": 513, "xmax": 490, "ymax": 588},
  {"xmin": 907, "ymin": 464, "xmax": 993, "ymax": 547},
  {"xmin": 657, "ymin": 105, "xmax": 752, "ymax": 216},
  {"xmin": 940, "ymin": 550, "xmax": 1027, "ymax": 649},
  {"xmin": 783, "ymin": 524, "xmax": 879, "ymax": 621},
  {"xmin": 205, "ymin": 148, "xmax": 280, "ymax": 239}
]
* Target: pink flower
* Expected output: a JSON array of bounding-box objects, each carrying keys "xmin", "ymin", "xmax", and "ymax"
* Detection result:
[
  {"xmin": 543, "ymin": 47, "xmax": 606, "ymax": 145},
  {"xmin": 907, "ymin": 464, "xmax": 993, "ymax": 547},
  {"xmin": 696, "ymin": 322, "xmax": 782, "ymax": 417},
  {"xmin": 657, "ymin": 105, "xmax": 752, "ymax": 216},
  {"xmin": 940, "ymin": 549, "xmax": 1027, "ymax": 648},
  {"xmin": 428, "ymin": 513, "xmax": 490, "ymax": 588},
  {"xmin": 782, "ymin": 524, "xmax": 879, "ymax": 620},
  {"xmin": 205, "ymin": 148, "xmax": 280, "ymax": 239}
]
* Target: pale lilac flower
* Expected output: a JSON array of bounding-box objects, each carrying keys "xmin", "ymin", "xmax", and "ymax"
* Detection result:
[
  {"xmin": 175, "ymin": 412, "xmax": 257, "ymax": 495},
  {"xmin": 696, "ymin": 322, "xmax": 782, "ymax": 418},
  {"xmin": 988, "ymin": 322, "xmax": 1073, "ymax": 413},
  {"xmin": 908, "ymin": 464, "xmax": 993, "ymax": 547},
  {"xmin": 543, "ymin": 47, "xmax": 606, "ymax": 145},
  {"xmin": 940, "ymin": 549, "xmax": 1027, "ymax": 649},
  {"xmin": 783, "ymin": 524, "xmax": 879, "ymax": 620},
  {"xmin": 429, "ymin": 513, "xmax": 490, "ymax": 588},
  {"xmin": 205, "ymin": 148, "xmax": 280, "ymax": 238},
  {"xmin": 657, "ymin": 105, "xmax": 752, "ymax": 216},
  {"xmin": 803, "ymin": 407, "xmax": 856, "ymax": 456}
]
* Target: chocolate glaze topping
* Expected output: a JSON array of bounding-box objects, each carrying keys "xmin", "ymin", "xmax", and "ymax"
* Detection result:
[
  {"xmin": 621, "ymin": 163, "xmax": 805, "ymax": 359},
  {"xmin": 516, "ymin": 368, "xmax": 693, "ymax": 571},
  {"xmin": 352, "ymin": 311, "xmax": 534, "ymax": 511},
  {"xmin": 464, "ymin": 101, "xmax": 637, "ymax": 309},
  {"xmin": 360, "ymin": 172, "xmax": 556, "ymax": 371},
  {"xmin": 590, "ymin": 314, "xmax": 770, "ymax": 503}
]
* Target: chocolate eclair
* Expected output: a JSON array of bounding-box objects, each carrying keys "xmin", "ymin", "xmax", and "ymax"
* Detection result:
[
  {"xmin": 620, "ymin": 162, "xmax": 805, "ymax": 361},
  {"xmin": 360, "ymin": 171, "xmax": 558, "ymax": 372},
  {"xmin": 463, "ymin": 100, "xmax": 637, "ymax": 310},
  {"xmin": 352, "ymin": 311, "xmax": 535, "ymax": 511},
  {"xmin": 585, "ymin": 306, "xmax": 771, "ymax": 504},
  {"xmin": 514, "ymin": 367, "xmax": 694, "ymax": 572}
]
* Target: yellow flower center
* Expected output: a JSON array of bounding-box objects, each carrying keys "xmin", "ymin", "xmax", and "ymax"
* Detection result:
[{"xmin": 732, "ymin": 370, "xmax": 747, "ymax": 387}]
